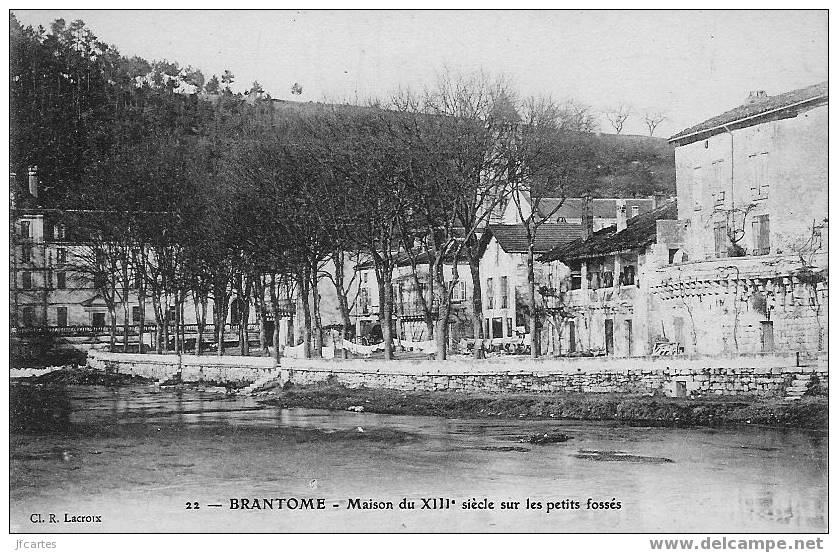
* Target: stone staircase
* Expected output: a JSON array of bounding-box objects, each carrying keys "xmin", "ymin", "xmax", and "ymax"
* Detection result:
[{"xmin": 783, "ymin": 374, "xmax": 812, "ymax": 401}]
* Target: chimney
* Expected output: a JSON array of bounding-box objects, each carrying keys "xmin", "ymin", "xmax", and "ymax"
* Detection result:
[
  {"xmin": 616, "ymin": 199, "xmax": 627, "ymax": 232},
  {"xmin": 582, "ymin": 195, "xmax": 594, "ymax": 241},
  {"xmin": 746, "ymin": 90, "xmax": 768, "ymax": 104},
  {"xmin": 28, "ymin": 166, "xmax": 38, "ymax": 199}
]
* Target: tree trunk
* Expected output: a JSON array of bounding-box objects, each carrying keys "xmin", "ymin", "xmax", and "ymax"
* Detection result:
[
  {"xmin": 179, "ymin": 300, "xmax": 186, "ymax": 353},
  {"xmin": 152, "ymin": 293, "xmax": 163, "ymax": 354},
  {"xmin": 162, "ymin": 293, "xmax": 170, "ymax": 353},
  {"xmin": 332, "ymin": 251, "xmax": 352, "ymax": 359},
  {"xmin": 122, "ymin": 301, "xmax": 130, "ymax": 353},
  {"xmin": 213, "ymin": 276, "xmax": 231, "ymax": 356},
  {"xmin": 268, "ymin": 273, "xmax": 282, "ymax": 362},
  {"xmin": 527, "ymin": 247, "xmax": 540, "ymax": 359},
  {"xmin": 108, "ymin": 304, "xmax": 117, "ymax": 352},
  {"xmin": 253, "ymin": 275, "xmax": 269, "ymax": 356},
  {"xmin": 433, "ymin": 261, "xmax": 450, "ymax": 360},
  {"xmin": 468, "ymin": 256, "xmax": 485, "ymax": 359},
  {"xmin": 193, "ymin": 290, "xmax": 207, "ymax": 355},
  {"xmin": 214, "ymin": 294, "xmax": 228, "ymax": 356},
  {"xmin": 296, "ymin": 269, "xmax": 312, "ymax": 358},
  {"xmin": 137, "ymin": 276, "xmax": 146, "ymax": 354},
  {"xmin": 377, "ymin": 267, "xmax": 394, "ymax": 360},
  {"xmin": 239, "ymin": 292, "xmax": 251, "ymax": 357},
  {"xmin": 310, "ymin": 259, "xmax": 322, "ymax": 357}
]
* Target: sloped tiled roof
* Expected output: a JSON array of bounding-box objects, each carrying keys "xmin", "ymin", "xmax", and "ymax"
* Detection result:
[
  {"xmin": 536, "ymin": 197, "xmax": 656, "ymax": 220},
  {"xmin": 670, "ymin": 81, "xmax": 828, "ymax": 146},
  {"xmin": 488, "ymin": 222, "xmax": 582, "ymax": 254},
  {"xmin": 539, "ymin": 201, "xmax": 678, "ymax": 262}
]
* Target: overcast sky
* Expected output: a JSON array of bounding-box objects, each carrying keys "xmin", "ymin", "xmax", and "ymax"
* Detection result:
[{"xmin": 14, "ymin": 9, "xmax": 827, "ymax": 137}]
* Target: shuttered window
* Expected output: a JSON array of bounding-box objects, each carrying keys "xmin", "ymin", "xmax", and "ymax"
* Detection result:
[
  {"xmin": 714, "ymin": 221, "xmax": 728, "ymax": 258},
  {"xmin": 752, "ymin": 215, "xmax": 770, "ymax": 255}
]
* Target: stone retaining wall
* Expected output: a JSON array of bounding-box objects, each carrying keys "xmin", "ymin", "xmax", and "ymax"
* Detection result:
[
  {"xmin": 87, "ymin": 351, "xmax": 278, "ymax": 386},
  {"xmin": 281, "ymin": 353, "xmax": 827, "ymax": 398},
  {"xmin": 87, "ymin": 351, "xmax": 827, "ymax": 397}
]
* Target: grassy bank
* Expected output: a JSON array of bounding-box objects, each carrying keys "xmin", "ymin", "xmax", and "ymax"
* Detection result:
[
  {"xmin": 260, "ymin": 382, "xmax": 828, "ymax": 431},
  {"xmin": 15, "ymin": 367, "xmax": 154, "ymax": 387}
]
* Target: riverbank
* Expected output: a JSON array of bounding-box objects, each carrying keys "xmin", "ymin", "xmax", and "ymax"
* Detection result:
[
  {"xmin": 15, "ymin": 366, "xmax": 154, "ymax": 387},
  {"xmin": 260, "ymin": 381, "xmax": 828, "ymax": 431}
]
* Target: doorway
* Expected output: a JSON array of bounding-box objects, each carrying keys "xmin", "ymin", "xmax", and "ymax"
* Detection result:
[
  {"xmin": 625, "ymin": 319, "xmax": 633, "ymax": 357},
  {"xmin": 605, "ymin": 319, "xmax": 614, "ymax": 355},
  {"xmin": 760, "ymin": 321, "xmax": 774, "ymax": 352},
  {"xmin": 492, "ymin": 318, "xmax": 503, "ymax": 340}
]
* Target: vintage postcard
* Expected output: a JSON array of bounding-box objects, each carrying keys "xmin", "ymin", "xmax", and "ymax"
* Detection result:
[{"xmin": 8, "ymin": 8, "xmax": 828, "ymax": 545}]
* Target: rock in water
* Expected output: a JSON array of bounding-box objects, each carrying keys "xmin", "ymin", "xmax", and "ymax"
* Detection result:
[{"xmin": 526, "ymin": 432, "xmax": 573, "ymax": 445}]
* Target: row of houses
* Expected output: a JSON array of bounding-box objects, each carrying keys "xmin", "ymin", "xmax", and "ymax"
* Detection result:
[
  {"xmin": 10, "ymin": 81, "xmax": 828, "ymax": 358},
  {"xmin": 345, "ymin": 81, "xmax": 829, "ymax": 357}
]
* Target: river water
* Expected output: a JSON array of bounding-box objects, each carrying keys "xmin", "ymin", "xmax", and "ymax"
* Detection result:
[{"xmin": 9, "ymin": 384, "xmax": 827, "ymax": 533}]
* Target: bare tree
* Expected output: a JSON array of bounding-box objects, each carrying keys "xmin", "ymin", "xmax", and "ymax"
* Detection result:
[
  {"xmin": 507, "ymin": 96, "xmax": 600, "ymax": 358},
  {"xmin": 643, "ymin": 111, "xmax": 666, "ymax": 136},
  {"xmin": 605, "ymin": 103, "xmax": 631, "ymax": 134}
]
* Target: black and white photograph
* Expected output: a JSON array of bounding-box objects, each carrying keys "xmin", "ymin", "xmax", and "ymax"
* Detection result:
[{"xmin": 7, "ymin": 8, "xmax": 829, "ymax": 541}]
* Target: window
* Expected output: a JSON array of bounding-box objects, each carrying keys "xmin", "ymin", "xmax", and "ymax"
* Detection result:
[
  {"xmin": 668, "ymin": 248, "xmax": 679, "ymax": 264},
  {"xmin": 359, "ymin": 288, "xmax": 370, "ymax": 314},
  {"xmin": 569, "ymin": 263, "xmax": 582, "ymax": 290},
  {"xmin": 92, "ymin": 312, "xmax": 106, "ymax": 328},
  {"xmin": 22, "ymin": 271, "xmax": 32, "ymax": 289},
  {"xmin": 57, "ymin": 307, "xmax": 68, "ymax": 327},
  {"xmin": 132, "ymin": 306, "xmax": 141, "ymax": 324},
  {"xmin": 21, "ymin": 246, "xmax": 30, "ymax": 264},
  {"xmin": 749, "ymin": 152, "xmax": 770, "ymax": 199},
  {"xmin": 452, "ymin": 280, "xmax": 467, "ymax": 302},
  {"xmin": 56, "ymin": 248, "xmax": 67, "ymax": 264},
  {"xmin": 631, "ymin": 205, "xmax": 640, "ymax": 217},
  {"xmin": 362, "ymin": 271, "xmax": 368, "ymax": 284},
  {"xmin": 620, "ymin": 265, "xmax": 636, "ymax": 286},
  {"xmin": 713, "ymin": 221, "xmax": 729, "ymax": 258},
  {"xmin": 506, "ymin": 318, "xmax": 513, "ymax": 337},
  {"xmin": 500, "ymin": 276, "xmax": 509, "ymax": 309},
  {"xmin": 54, "ymin": 224, "xmax": 66, "ymax": 240},
  {"xmin": 752, "ymin": 215, "xmax": 770, "ymax": 255},
  {"xmin": 712, "ymin": 159, "xmax": 726, "ymax": 207},
  {"xmin": 486, "ymin": 278, "xmax": 495, "ymax": 309},
  {"xmin": 19, "ymin": 221, "xmax": 30, "ymax": 238},
  {"xmin": 587, "ymin": 260, "xmax": 603, "ymax": 290},
  {"xmin": 692, "ymin": 166, "xmax": 703, "ymax": 210},
  {"xmin": 22, "ymin": 306, "xmax": 35, "ymax": 327},
  {"xmin": 56, "ymin": 271, "xmax": 66, "ymax": 289}
]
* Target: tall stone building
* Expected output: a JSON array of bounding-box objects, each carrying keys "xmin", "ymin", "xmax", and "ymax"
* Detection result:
[{"xmin": 653, "ymin": 82, "xmax": 828, "ymax": 356}]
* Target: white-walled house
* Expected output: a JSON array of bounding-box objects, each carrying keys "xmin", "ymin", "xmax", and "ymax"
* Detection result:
[{"xmin": 479, "ymin": 223, "xmax": 581, "ymax": 349}]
